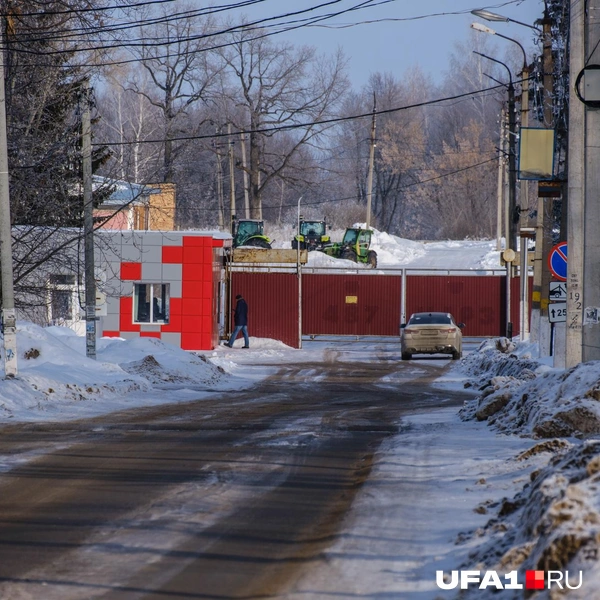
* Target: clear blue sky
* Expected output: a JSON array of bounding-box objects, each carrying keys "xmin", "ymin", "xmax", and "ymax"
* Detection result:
[{"xmin": 234, "ymin": 0, "xmax": 545, "ymax": 88}]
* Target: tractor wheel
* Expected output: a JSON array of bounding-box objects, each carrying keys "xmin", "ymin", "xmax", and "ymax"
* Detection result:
[
  {"xmin": 367, "ymin": 250, "xmax": 378, "ymax": 268},
  {"xmin": 401, "ymin": 351, "xmax": 412, "ymax": 361},
  {"xmin": 245, "ymin": 237, "xmax": 271, "ymax": 249},
  {"xmin": 340, "ymin": 248, "xmax": 357, "ymax": 262}
]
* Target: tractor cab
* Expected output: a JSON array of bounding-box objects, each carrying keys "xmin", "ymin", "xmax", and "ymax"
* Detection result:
[
  {"xmin": 322, "ymin": 227, "xmax": 377, "ymax": 268},
  {"xmin": 292, "ymin": 219, "xmax": 330, "ymax": 251},
  {"xmin": 232, "ymin": 218, "xmax": 272, "ymax": 249},
  {"xmin": 342, "ymin": 228, "xmax": 371, "ymax": 249}
]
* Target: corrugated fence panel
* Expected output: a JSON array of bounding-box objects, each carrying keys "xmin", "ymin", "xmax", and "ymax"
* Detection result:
[
  {"xmin": 406, "ymin": 275, "xmax": 506, "ymax": 337},
  {"xmin": 303, "ymin": 274, "xmax": 402, "ymax": 336},
  {"xmin": 229, "ymin": 271, "xmax": 533, "ymax": 343},
  {"xmin": 230, "ymin": 272, "xmax": 299, "ymax": 348}
]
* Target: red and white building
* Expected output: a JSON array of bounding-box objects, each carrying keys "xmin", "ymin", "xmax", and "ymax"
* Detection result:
[{"xmin": 97, "ymin": 230, "xmax": 230, "ymax": 350}]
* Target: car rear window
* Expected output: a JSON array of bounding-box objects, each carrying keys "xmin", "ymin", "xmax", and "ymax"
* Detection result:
[{"xmin": 409, "ymin": 314, "xmax": 452, "ymax": 325}]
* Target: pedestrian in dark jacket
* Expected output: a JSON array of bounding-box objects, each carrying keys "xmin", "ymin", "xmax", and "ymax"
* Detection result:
[{"xmin": 227, "ymin": 294, "xmax": 250, "ymax": 348}]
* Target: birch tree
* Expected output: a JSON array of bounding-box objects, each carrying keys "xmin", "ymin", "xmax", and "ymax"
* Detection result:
[{"xmin": 127, "ymin": 2, "xmax": 220, "ymax": 183}]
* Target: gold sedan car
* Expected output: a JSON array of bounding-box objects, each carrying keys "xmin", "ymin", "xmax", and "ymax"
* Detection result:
[{"xmin": 400, "ymin": 312, "xmax": 464, "ymax": 361}]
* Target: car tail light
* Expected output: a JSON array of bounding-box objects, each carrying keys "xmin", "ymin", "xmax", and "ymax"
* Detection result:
[{"xmin": 439, "ymin": 328, "xmax": 456, "ymax": 334}]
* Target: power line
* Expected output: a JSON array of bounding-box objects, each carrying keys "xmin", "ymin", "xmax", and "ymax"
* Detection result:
[
  {"xmin": 164, "ymin": 154, "xmax": 498, "ymax": 214},
  {"xmin": 93, "ymin": 82, "xmax": 506, "ymax": 148},
  {"xmin": 308, "ymin": 0, "xmax": 524, "ymax": 28},
  {"xmin": 2, "ymin": 0, "xmax": 356, "ymax": 52},
  {"xmin": 0, "ymin": 0, "xmax": 248, "ymax": 17},
  {"xmin": 6, "ymin": 0, "xmax": 275, "ymax": 44}
]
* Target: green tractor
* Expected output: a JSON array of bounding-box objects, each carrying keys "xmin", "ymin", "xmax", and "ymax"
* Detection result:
[
  {"xmin": 322, "ymin": 227, "xmax": 377, "ymax": 268},
  {"xmin": 291, "ymin": 219, "xmax": 330, "ymax": 251},
  {"xmin": 232, "ymin": 218, "xmax": 272, "ymax": 249}
]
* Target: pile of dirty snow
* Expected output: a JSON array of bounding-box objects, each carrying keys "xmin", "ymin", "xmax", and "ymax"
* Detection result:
[
  {"xmin": 0, "ymin": 323, "xmax": 228, "ymax": 422},
  {"xmin": 454, "ymin": 338, "xmax": 600, "ymax": 597},
  {"xmin": 460, "ymin": 338, "xmax": 600, "ymax": 438}
]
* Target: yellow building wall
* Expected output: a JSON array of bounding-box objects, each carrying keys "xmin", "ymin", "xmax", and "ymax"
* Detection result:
[{"xmin": 133, "ymin": 183, "xmax": 176, "ymax": 231}]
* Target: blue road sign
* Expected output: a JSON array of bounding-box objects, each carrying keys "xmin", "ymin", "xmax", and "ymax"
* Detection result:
[{"xmin": 548, "ymin": 241, "xmax": 567, "ymax": 281}]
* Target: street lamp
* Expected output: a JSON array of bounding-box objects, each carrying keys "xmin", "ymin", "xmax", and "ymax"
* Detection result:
[
  {"xmin": 474, "ymin": 50, "xmax": 516, "ymax": 339},
  {"xmin": 473, "ymin": 51, "xmax": 517, "ymax": 252},
  {"xmin": 472, "ymin": 21, "xmax": 532, "ymax": 341},
  {"xmin": 471, "ymin": 9, "xmax": 541, "ymax": 32},
  {"xmin": 471, "ymin": 22, "xmax": 528, "ymax": 72}
]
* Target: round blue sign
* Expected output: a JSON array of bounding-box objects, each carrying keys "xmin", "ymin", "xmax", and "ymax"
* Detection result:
[{"xmin": 548, "ymin": 241, "xmax": 567, "ymax": 281}]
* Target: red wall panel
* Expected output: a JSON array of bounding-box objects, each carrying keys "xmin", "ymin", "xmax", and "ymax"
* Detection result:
[
  {"xmin": 303, "ymin": 274, "xmax": 401, "ymax": 336},
  {"xmin": 405, "ymin": 275, "xmax": 505, "ymax": 337},
  {"xmin": 230, "ymin": 272, "xmax": 299, "ymax": 348},
  {"xmin": 229, "ymin": 271, "xmax": 532, "ymax": 343},
  {"xmin": 405, "ymin": 275, "xmax": 532, "ymax": 338}
]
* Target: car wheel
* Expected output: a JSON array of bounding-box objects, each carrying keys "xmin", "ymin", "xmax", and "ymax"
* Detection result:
[
  {"xmin": 452, "ymin": 350, "xmax": 462, "ymax": 360},
  {"xmin": 401, "ymin": 352, "xmax": 412, "ymax": 361}
]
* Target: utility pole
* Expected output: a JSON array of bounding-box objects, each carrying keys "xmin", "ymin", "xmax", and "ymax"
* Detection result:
[
  {"xmin": 496, "ymin": 109, "xmax": 507, "ymax": 251},
  {"xmin": 519, "ymin": 64, "xmax": 530, "ymax": 341},
  {"xmin": 582, "ymin": 0, "xmax": 600, "ymax": 361},
  {"xmin": 0, "ymin": 24, "xmax": 17, "ymax": 377},
  {"xmin": 366, "ymin": 94, "xmax": 376, "ymax": 229},
  {"xmin": 228, "ymin": 123, "xmax": 236, "ymax": 225},
  {"xmin": 476, "ymin": 51, "xmax": 517, "ymax": 337},
  {"xmin": 566, "ymin": 0, "xmax": 585, "ymax": 366},
  {"xmin": 82, "ymin": 79, "xmax": 96, "ymax": 360},
  {"xmin": 240, "ymin": 132, "xmax": 250, "ymax": 219},
  {"xmin": 531, "ymin": 12, "xmax": 558, "ymax": 354},
  {"xmin": 216, "ymin": 144, "xmax": 224, "ymax": 229}
]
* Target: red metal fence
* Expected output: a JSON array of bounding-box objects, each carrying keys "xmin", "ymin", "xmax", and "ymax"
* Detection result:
[
  {"xmin": 230, "ymin": 270, "xmax": 531, "ymax": 348},
  {"xmin": 303, "ymin": 273, "xmax": 401, "ymax": 337},
  {"xmin": 229, "ymin": 272, "xmax": 299, "ymax": 348}
]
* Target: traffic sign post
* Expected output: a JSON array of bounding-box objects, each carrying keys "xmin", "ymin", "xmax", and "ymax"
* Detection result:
[
  {"xmin": 548, "ymin": 241, "xmax": 567, "ymax": 281},
  {"xmin": 547, "ymin": 245, "xmax": 568, "ymax": 340}
]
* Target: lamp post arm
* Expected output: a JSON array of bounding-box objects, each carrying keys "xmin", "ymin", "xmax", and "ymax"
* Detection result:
[
  {"xmin": 473, "ymin": 50, "xmax": 513, "ymax": 84},
  {"xmin": 473, "ymin": 51, "xmax": 517, "ymax": 253},
  {"xmin": 495, "ymin": 31, "xmax": 528, "ymax": 71}
]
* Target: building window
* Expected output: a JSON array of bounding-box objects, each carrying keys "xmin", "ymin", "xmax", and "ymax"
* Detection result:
[
  {"xmin": 51, "ymin": 290, "xmax": 73, "ymax": 321},
  {"xmin": 133, "ymin": 283, "xmax": 169, "ymax": 324},
  {"xmin": 48, "ymin": 274, "xmax": 77, "ymax": 323}
]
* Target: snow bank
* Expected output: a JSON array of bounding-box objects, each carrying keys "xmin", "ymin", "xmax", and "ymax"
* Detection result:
[
  {"xmin": 0, "ymin": 322, "xmax": 227, "ymax": 421},
  {"xmin": 456, "ymin": 338, "xmax": 600, "ymax": 597},
  {"xmin": 460, "ymin": 338, "xmax": 600, "ymax": 438}
]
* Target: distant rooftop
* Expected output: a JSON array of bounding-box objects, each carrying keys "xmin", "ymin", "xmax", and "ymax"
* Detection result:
[{"xmin": 93, "ymin": 176, "xmax": 161, "ymax": 207}]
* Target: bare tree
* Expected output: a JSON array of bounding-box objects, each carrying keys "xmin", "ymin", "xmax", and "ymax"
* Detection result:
[
  {"xmin": 96, "ymin": 68, "xmax": 163, "ymax": 183},
  {"xmin": 126, "ymin": 2, "xmax": 220, "ymax": 183},
  {"xmin": 425, "ymin": 122, "xmax": 497, "ymax": 238},
  {"xmin": 216, "ymin": 22, "xmax": 349, "ymax": 218}
]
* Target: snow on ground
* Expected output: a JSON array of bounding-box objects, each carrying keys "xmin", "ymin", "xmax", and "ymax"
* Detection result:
[
  {"xmin": 269, "ymin": 223, "xmax": 503, "ymax": 270},
  {"xmin": 2, "ymin": 323, "xmax": 600, "ymax": 596},
  {"xmin": 0, "ymin": 235, "xmax": 599, "ymax": 596}
]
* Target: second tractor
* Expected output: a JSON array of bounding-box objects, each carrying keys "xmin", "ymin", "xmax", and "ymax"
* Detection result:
[
  {"xmin": 322, "ymin": 227, "xmax": 377, "ymax": 268},
  {"xmin": 292, "ymin": 219, "xmax": 330, "ymax": 251}
]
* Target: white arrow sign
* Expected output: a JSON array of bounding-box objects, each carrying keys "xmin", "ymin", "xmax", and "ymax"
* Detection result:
[{"xmin": 549, "ymin": 302, "xmax": 566, "ymax": 323}]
